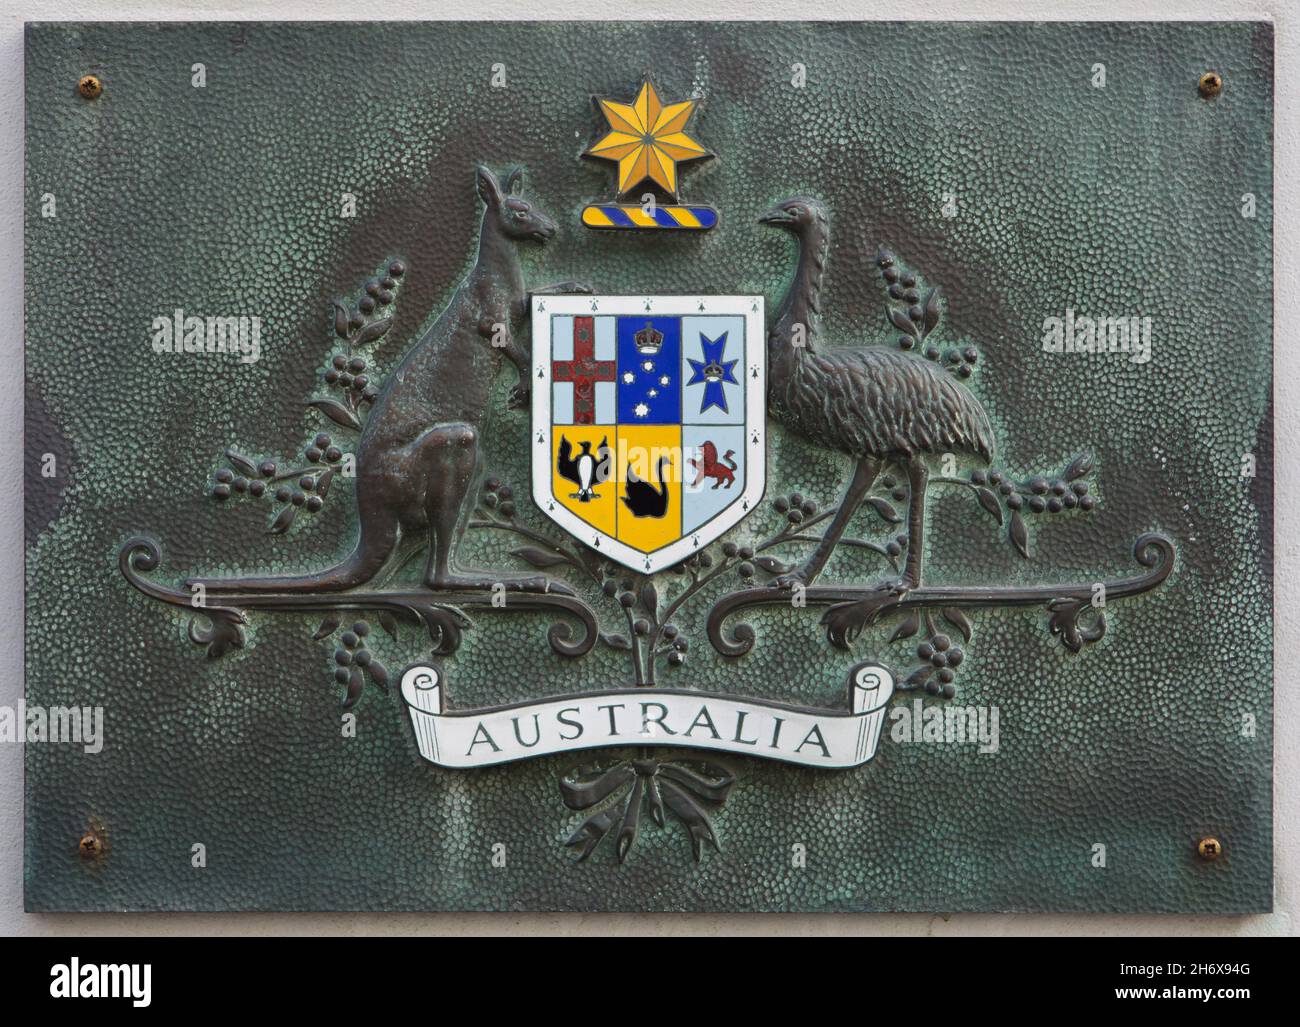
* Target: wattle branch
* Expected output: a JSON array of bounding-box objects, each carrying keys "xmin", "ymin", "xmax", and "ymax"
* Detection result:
[
  {"xmin": 706, "ymin": 532, "xmax": 1175, "ymax": 657},
  {"xmin": 119, "ymin": 537, "xmax": 599, "ymax": 661}
]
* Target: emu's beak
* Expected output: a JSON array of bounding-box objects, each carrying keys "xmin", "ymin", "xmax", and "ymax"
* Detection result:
[{"xmin": 758, "ymin": 207, "xmax": 792, "ymax": 225}]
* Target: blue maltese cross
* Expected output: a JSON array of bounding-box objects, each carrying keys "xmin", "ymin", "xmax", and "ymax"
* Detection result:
[{"xmin": 686, "ymin": 332, "xmax": 739, "ymax": 414}]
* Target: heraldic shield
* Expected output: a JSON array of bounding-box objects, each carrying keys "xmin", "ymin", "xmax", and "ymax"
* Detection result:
[{"xmin": 531, "ymin": 296, "xmax": 766, "ymax": 573}]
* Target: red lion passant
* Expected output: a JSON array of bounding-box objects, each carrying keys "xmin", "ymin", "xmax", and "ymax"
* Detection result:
[{"xmin": 689, "ymin": 441, "xmax": 737, "ymax": 489}]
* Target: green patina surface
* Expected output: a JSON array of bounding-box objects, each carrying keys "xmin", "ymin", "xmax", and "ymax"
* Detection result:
[{"xmin": 25, "ymin": 21, "xmax": 1272, "ymax": 912}]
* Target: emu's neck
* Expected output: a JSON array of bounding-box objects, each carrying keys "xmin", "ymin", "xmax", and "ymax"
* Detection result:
[{"xmin": 771, "ymin": 219, "xmax": 828, "ymax": 378}]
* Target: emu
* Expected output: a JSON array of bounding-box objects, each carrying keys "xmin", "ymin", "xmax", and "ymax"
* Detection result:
[{"xmin": 758, "ymin": 198, "xmax": 994, "ymax": 593}]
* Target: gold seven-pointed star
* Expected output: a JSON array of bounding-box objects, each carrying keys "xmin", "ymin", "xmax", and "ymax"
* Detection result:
[{"xmin": 587, "ymin": 80, "xmax": 709, "ymax": 198}]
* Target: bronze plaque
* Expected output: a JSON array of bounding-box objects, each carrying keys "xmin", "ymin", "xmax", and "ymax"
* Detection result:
[{"xmin": 24, "ymin": 20, "xmax": 1273, "ymax": 912}]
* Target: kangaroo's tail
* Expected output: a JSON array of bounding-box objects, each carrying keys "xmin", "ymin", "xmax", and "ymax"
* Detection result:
[{"xmin": 187, "ymin": 523, "xmax": 397, "ymax": 594}]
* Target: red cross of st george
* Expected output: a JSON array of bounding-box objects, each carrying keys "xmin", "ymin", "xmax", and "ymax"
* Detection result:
[{"xmin": 552, "ymin": 316, "xmax": 615, "ymax": 424}]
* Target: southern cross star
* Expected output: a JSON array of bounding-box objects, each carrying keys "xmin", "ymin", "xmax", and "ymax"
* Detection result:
[{"xmin": 587, "ymin": 80, "xmax": 709, "ymax": 199}]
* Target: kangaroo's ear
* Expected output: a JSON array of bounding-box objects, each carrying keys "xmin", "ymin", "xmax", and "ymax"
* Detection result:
[
  {"xmin": 505, "ymin": 166, "xmax": 524, "ymax": 195},
  {"xmin": 475, "ymin": 165, "xmax": 503, "ymax": 208}
]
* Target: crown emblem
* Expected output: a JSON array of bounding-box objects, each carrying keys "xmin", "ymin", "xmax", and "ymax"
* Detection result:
[{"xmin": 634, "ymin": 321, "xmax": 664, "ymax": 355}]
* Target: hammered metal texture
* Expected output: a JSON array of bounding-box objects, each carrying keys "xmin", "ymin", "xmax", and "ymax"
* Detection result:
[{"xmin": 24, "ymin": 21, "xmax": 1272, "ymax": 912}]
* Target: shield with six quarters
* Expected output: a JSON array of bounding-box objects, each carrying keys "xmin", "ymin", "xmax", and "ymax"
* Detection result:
[{"xmin": 531, "ymin": 295, "xmax": 766, "ymax": 573}]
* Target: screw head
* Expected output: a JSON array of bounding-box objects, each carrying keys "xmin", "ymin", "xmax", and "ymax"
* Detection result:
[
  {"xmin": 1197, "ymin": 836, "xmax": 1223, "ymax": 860},
  {"xmin": 78, "ymin": 75, "xmax": 102, "ymax": 99},
  {"xmin": 1198, "ymin": 72, "xmax": 1223, "ymax": 98}
]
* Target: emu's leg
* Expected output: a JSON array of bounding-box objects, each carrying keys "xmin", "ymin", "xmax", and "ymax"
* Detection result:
[
  {"xmin": 773, "ymin": 457, "xmax": 881, "ymax": 588},
  {"xmin": 898, "ymin": 457, "xmax": 929, "ymax": 590}
]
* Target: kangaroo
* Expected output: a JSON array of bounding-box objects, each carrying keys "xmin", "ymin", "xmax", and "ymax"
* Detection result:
[{"xmin": 190, "ymin": 165, "xmax": 588, "ymax": 595}]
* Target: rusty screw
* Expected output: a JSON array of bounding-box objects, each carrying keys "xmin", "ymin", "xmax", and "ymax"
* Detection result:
[
  {"xmin": 78, "ymin": 831, "xmax": 103, "ymax": 858},
  {"xmin": 1198, "ymin": 72, "xmax": 1223, "ymax": 98},
  {"xmin": 77, "ymin": 75, "xmax": 102, "ymax": 100},
  {"xmin": 1197, "ymin": 836, "xmax": 1223, "ymax": 861}
]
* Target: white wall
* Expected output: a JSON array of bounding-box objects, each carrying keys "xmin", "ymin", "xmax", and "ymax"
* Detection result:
[{"xmin": 1, "ymin": 0, "xmax": 1293, "ymax": 936}]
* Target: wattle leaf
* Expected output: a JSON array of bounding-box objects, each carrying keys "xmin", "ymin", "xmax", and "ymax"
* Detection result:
[
  {"xmin": 923, "ymin": 287, "xmax": 942, "ymax": 333},
  {"xmin": 269, "ymin": 505, "xmax": 297, "ymax": 534},
  {"xmin": 888, "ymin": 307, "xmax": 918, "ymax": 338},
  {"xmin": 312, "ymin": 616, "xmax": 340, "ymax": 640},
  {"xmin": 224, "ymin": 449, "xmax": 258, "ymax": 478},
  {"xmin": 307, "ymin": 398, "xmax": 362, "ymax": 430},
  {"xmin": 1009, "ymin": 510, "xmax": 1030, "ymax": 558},
  {"xmin": 510, "ymin": 545, "xmax": 568, "ymax": 569},
  {"xmin": 356, "ymin": 316, "xmax": 392, "ymax": 345},
  {"xmin": 941, "ymin": 607, "xmax": 973, "ymax": 642},
  {"xmin": 1064, "ymin": 452, "xmax": 1094, "ymax": 481},
  {"xmin": 890, "ymin": 610, "xmax": 920, "ymax": 642},
  {"xmin": 976, "ymin": 486, "xmax": 1004, "ymax": 525},
  {"xmin": 315, "ymin": 468, "xmax": 335, "ymax": 499},
  {"xmin": 342, "ymin": 668, "xmax": 364, "ymax": 708},
  {"xmin": 640, "ymin": 580, "xmax": 658, "ymax": 617},
  {"xmin": 867, "ymin": 497, "xmax": 902, "ymax": 523},
  {"xmin": 905, "ymin": 666, "xmax": 934, "ymax": 688}
]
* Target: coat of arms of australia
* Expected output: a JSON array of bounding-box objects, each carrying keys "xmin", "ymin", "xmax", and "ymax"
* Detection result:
[{"xmin": 120, "ymin": 73, "xmax": 1175, "ymax": 866}]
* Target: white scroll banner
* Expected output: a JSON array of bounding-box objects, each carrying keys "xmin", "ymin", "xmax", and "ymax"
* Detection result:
[{"xmin": 400, "ymin": 663, "xmax": 894, "ymax": 770}]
